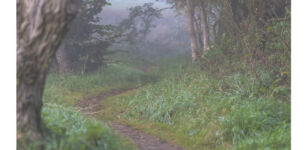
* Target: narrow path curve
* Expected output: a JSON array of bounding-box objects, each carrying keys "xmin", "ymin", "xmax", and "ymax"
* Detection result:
[
  {"xmin": 75, "ymin": 88, "xmax": 183, "ymax": 150},
  {"xmin": 111, "ymin": 122, "xmax": 182, "ymax": 150}
]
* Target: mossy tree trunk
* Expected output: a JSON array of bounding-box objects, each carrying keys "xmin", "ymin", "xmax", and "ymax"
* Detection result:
[{"xmin": 17, "ymin": 0, "xmax": 79, "ymax": 140}]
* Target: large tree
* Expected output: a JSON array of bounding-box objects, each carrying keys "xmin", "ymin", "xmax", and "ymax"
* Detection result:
[{"xmin": 17, "ymin": 0, "xmax": 80, "ymax": 140}]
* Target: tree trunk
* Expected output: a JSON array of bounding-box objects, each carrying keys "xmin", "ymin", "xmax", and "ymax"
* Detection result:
[
  {"xmin": 200, "ymin": 1, "xmax": 209, "ymax": 52},
  {"xmin": 56, "ymin": 43, "xmax": 71, "ymax": 73},
  {"xmin": 17, "ymin": 0, "xmax": 79, "ymax": 140},
  {"xmin": 186, "ymin": 0, "xmax": 200, "ymax": 63},
  {"xmin": 194, "ymin": 13, "xmax": 203, "ymax": 51}
]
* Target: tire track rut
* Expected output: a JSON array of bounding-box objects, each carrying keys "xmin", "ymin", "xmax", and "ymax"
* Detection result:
[{"xmin": 75, "ymin": 88, "xmax": 183, "ymax": 150}]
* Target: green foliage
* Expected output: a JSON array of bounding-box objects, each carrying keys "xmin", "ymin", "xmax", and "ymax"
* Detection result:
[
  {"xmin": 19, "ymin": 104, "xmax": 136, "ymax": 150},
  {"xmin": 116, "ymin": 58, "xmax": 290, "ymax": 149},
  {"xmin": 40, "ymin": 105, "xmax": 135, "ymax": 150},
  {"xmin": 30, "ymin": 54, "xmax": 291, "ymax": 150},
  {"xmin": 19, "ymin": 63, "xmax": 158, "ymax": 150},
  {"xmin": 45, "ymin": 63, "xmax": 158, "ymax": 105},
  {"xmin": 19, "ymin": 0, "xmax": 291, "ymax": 149},
  {"xmin": 234, "ymin": 122, "xmax": 290, "ymax": 150}
]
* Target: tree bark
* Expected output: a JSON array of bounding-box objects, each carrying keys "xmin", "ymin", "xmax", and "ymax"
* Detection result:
[
  {"xmin": 200, "ymin": 1, "xmax": 209, "ymax": 52},
  {"xmin": 194, "ymin": 13, "xmax": 203, "ymax": 51},
  {"xmin": 17, "ymin": 0, "xmax": 79, "ymax": 140},
  {"xmin": 186, "ymin": 0, "xmax": 200, "ymax": 63}
]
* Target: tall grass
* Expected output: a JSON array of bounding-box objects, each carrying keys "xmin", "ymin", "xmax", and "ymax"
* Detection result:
[
  {"xmin": 117, "ymin": 57, "xmax": 290, "ymax": 149},
  {"xmin": 39, "ymin": 104, "xmax": 136, "ymax": 150},
  {"xmin": 20, "ymin": 55, "xmax": 290, "ymax": 150},
  {"xmin": 19, "ymin": 64, "xmax": 155, "ymax": 150},
  {"xmin": 44, "ymin": 63, "xmax": 158, "ymax": 105}
]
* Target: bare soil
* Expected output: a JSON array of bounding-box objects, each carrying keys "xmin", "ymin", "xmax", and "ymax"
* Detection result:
[
  {"xmin": 75, "ymin": 88, "xmax": 132, "ymax": 116},
  {"xmin": 76, "ymin": 88, "xmax": 183, "ymax": 150}
]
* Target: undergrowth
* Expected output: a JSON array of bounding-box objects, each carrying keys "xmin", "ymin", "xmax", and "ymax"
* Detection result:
[
  {"xmin": 104, "ymin": 56, "xmax": 291, "ymax": 150},
  {"xmin": 44, "ymin": 63, "xmax": 158, "ymax": 105},
  {"xmin": 18, "ymin": 63, "xmax": 156, "ymax": 150},
  {"xmin": 19, "ymin": 104, "xmax": 136, "ymax": 150},
  {"xmin": 19, "ymin": 55, "xmax": 290, "ymax": 150}
]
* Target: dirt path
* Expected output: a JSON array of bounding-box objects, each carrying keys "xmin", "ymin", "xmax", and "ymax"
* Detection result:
[
  {"xmin": 75, "ymin": 89, "xmax": 183, "ymax": 150},
  {"xmin": 111, "ymin": 122, "xmax": 182, "ymax": 150},
  {"xmin": 75, "ymin": 88, "xmax": 133, "ymax": 117}
]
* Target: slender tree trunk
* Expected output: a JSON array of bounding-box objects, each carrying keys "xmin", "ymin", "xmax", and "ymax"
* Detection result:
[
  {"xmin": 194, "ymin": 13, "xmax": 203, "ymax": 51},
  {"xmin": 213, "ymin": 19, "xmax": 219, "ymax": 44},
  {"xmin": 200, "ymin": 1, "xmax": 209, "ymax": 52},
  {"xmin": 56, "ymin": 43, "xmax": 71, "ymax": 73},
  {"xmin": 186, "ymin": 0, "xmax": 200, "ymax": 63},
  {"xmin": 17, "ymin": 0, "xmax": 79, "ymax": 140}
]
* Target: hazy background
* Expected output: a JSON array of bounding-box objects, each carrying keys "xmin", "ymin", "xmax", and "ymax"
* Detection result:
[{"xmin": 100, "ymin": 0, "xmax": 190, "ymax": 59}]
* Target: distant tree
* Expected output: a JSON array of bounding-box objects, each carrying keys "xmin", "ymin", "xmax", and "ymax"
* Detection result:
[
  {"xmin": 56, "ymin": 43, "xmax": 70, "ymax": 73},
  {"xmin": 56, "ymin": 0, "xmax": 107, "ymax": 73},
  {"xmin": 163, "ymin": 0, "xmax": 211, "ymax": 63},
  {"xmin": 199, "ymin": 0, "xmax": 209, "ymax": 52},
  {"xmin": 17, "ymin": 0, "xmax": 79, "ymax": 140},
  {"xmin": 185, "ymin": 0, "xmax": 200, "ymax": 62},
  {"xmin": 163, "ymin": 0, "xmax": 290, "ymax": 69},
  {"xmin": 56, "ymin": 0, "xmax": 121, "ymax": 73},
  {"xmin": 119, "ymin": 3, "xmax": 162, "ymax": 44}
]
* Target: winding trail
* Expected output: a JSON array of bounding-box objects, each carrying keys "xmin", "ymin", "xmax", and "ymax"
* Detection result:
[{"xmin": 75, "ymin": 88, "xmax": 183, "ymax": 150}]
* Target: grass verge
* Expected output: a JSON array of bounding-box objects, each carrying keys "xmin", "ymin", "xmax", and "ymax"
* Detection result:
[
  {"xmin": 19, "ymin": 63, "xmax": 156, "ymax": 150},
  {"xmin": 98, "ymin": 57, "xmax": 291, "ymax": 150}
]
